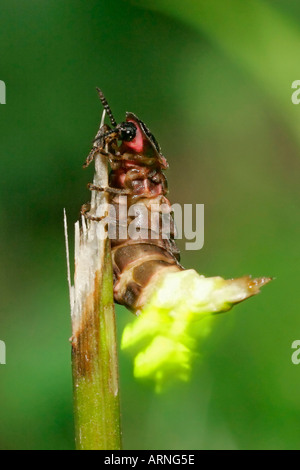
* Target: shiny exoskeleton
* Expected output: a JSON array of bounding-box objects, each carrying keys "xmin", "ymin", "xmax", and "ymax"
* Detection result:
[{"xmin": 82, "ymin": 89, "xmax": 183, "ymax": 313}]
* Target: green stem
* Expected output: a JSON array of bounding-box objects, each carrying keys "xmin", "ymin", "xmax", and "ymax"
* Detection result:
[{"xmin": 72, "ymin": 240, "xmax": 122, "ymax": 450}]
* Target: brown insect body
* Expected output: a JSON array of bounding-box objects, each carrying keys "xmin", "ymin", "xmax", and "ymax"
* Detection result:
[{"xmin": 83, "ymin": 91, "xmax": 183, "ymax": 314}]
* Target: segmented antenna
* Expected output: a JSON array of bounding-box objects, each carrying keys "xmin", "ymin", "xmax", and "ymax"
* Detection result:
[{"xmin": 96, "ymin": 88, "xmax": 117, "ymax": 127}]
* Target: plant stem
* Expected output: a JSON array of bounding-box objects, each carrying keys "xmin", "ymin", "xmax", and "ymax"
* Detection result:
[
  {"xmin": 65, "ymin": 110, "xmax": 122, "ymax": 450},
  {"xmin": 72, "ymin": 240, "xmax": 121, "ymax": 450}
]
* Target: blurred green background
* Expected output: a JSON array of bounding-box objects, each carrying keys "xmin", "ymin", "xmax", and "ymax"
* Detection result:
[{"xmin": 0, "ymin": 0, "xmax": 299, "ymax": 450}]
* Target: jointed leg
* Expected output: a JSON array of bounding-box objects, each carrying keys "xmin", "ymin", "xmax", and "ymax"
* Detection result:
[
  {"xmin": 81, "ymin": 202, "xmax": 106, "ymax": 222},
  {"xmin": 88, "ymin": 183, "xmax": 131, "ymax": 195},
  {"xmin": 83, "ymin": 146, "xmax": 110, "ymax": 168}
]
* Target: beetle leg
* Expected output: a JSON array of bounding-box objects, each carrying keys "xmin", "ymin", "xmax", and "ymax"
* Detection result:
[
  {"xmin": 110, "ymin": 141, "xmax": 122, "ymax": 157},
  {"xmin": 98, "ymin": 149, "xmax": 109, "ymax": 156},
  {"xmin": 83, "ymin": 146, "xmax": 110, "ymax": 168},
  {"xmin": 88, "ymin": 183, "xmax": 131, "ymax": 195},
  {"xmin": 83, "ymin": 147, "xmax": 99, "ymax": 168},
  {"xmin": 80, "ymin": 202, "xmax": 106, "ymax": 222},
  {"xmin": 125, "ymin": 167, "xmax": 149, "ymax": 181}
]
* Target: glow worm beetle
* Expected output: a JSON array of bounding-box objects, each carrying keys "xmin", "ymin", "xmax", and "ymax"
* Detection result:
[{"xmin": 81, "ymin": 89, "xmax": 183, "ymax": 313}]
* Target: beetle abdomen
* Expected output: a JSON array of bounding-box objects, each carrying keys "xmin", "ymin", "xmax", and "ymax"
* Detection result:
[
  {"xmin": 110, "ymin": 191, "xmax": 183, "ymax": 313},
  {"xmin": 112, "ymin": 242, "xmax": 182, "ymax": 313}
]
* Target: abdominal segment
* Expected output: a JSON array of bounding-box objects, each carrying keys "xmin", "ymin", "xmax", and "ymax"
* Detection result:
[{"xmin": 110, "ymin": 190, "xmax": 183, "ymax": 313}]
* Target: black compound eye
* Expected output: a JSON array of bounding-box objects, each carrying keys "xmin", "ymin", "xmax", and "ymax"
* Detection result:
[{"xmin": 119, "ymin": 122, "xmax": 137, "ymax": 142}]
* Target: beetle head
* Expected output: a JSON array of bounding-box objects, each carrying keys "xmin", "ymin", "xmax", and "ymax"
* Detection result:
[
  {"xmin": 121, "ymin": 113, "xmax": 168, "ymax": 169},
  {"xmin": 96, "ymin": 88, "xmax": 168, "ymax": 169}
]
